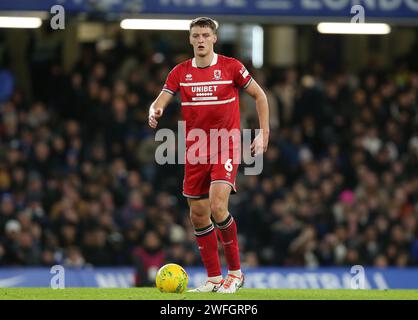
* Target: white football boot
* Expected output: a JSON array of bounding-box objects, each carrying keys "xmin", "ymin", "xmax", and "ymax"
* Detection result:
[
  {"xmin": 217, "ymin": 273, "xmax": 244, "ymax": 294},
  {"xmin": 188, "ymin": 279, "xmax": 224, "ymax": 293}
]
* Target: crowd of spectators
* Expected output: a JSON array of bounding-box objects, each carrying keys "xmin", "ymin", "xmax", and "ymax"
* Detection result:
[{"xmin": 0, "ymin": 34, "xmax": 417, "ymax": 285}]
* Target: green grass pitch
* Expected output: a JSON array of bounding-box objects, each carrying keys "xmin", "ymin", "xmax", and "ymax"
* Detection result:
[{"xmin": 0, "ymin": 288, "xmax": 417, "ymax": 300}]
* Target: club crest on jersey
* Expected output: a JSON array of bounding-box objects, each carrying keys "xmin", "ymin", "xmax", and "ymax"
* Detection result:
[
  {"xmin": 185, "ymin": 74, "xmax": 193, "ymax": 81},
  {"xmin": 214, "ymin": 70, "xmax": 222, "ymax": 80}
]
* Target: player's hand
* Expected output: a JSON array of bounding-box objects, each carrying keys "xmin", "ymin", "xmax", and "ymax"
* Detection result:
[
  {"xmin": 251, "ymin": 131, "xmax": 269, "ymax": 156},
  {"xmin": 148, "ymin": 107, "xmax": 163, "ymax": 128}
]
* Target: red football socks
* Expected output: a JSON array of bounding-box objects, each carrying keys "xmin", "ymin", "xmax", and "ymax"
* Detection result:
[
  {"xmin": 216, "ymin": 214, "xmax": 241, "ymax": 271},
  {"xmin": 194, "ymin": 224, "xmax": 222, "ymax": 277}
]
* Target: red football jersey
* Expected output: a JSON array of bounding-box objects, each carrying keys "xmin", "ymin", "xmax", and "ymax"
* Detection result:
[{"xmin": 162, "ymin": 53, "xmax": 252, "ymax": 159}]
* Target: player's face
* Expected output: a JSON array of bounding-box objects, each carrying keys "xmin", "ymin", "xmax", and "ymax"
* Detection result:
[{"xmin": 189, "ymin": 26, "xmax": 217, "ymax": 57}]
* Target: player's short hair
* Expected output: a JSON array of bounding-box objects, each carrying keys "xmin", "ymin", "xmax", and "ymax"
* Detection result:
[{"xmin": 189, "ymin": 17, "xmax": 218, "ymax": 34}]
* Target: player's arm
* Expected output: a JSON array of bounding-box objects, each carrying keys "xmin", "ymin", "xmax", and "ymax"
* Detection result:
[
  {"xmin": 244, "ymin": 80, "xmax": 270, "ymax": 155},
  {"xmin": 148, "ymin": 91, "xmax": 174, "ymax": 128}
]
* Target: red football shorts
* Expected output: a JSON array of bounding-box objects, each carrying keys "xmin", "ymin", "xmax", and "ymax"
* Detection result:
[{"xmin": 182, "ymin": 158, "xmax": 239, "ymax": 199}]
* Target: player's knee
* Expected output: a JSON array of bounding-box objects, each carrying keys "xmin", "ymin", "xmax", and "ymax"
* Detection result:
[
  {"xmin": 190, "ymin": 210, "xmax": 210, "ymax": 228},
  {"xmin": 190, "ymin": 201, "xmax": 207, "ymax": 215},
  {"xmin": 209, "ymin": 200, "xmax": 227, "ymax": 217}
]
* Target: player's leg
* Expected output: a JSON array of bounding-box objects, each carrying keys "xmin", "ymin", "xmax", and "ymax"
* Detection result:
[
  {"xmin": 187, "ymin": 197, "xmax": 224, "ymax": 292},
  {"xmin": 183, "ymin": 162, "xmax": 224, "ymax": 292},
  {"xmin": 209, "ymin": 182, "xmax": 244, "ymax": 293}
]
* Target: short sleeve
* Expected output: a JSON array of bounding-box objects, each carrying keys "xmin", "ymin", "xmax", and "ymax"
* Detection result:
[
  {"xmin": 232, "ymin": 59, "xmax": 253, "ymax": 89},
  {"xmin": 162, "ymin": 65, "xmax": 180, "ymax": 95}
]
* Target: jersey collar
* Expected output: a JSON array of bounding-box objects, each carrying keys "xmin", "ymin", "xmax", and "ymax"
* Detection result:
[{"xmin": 192, "ymin": 53, "xmax": 218, "ymax": 68}]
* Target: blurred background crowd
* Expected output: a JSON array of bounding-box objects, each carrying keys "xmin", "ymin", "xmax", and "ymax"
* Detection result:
[{"xmin": 0, "ymin": 30, "xmax": 417, "ymax": 286}]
